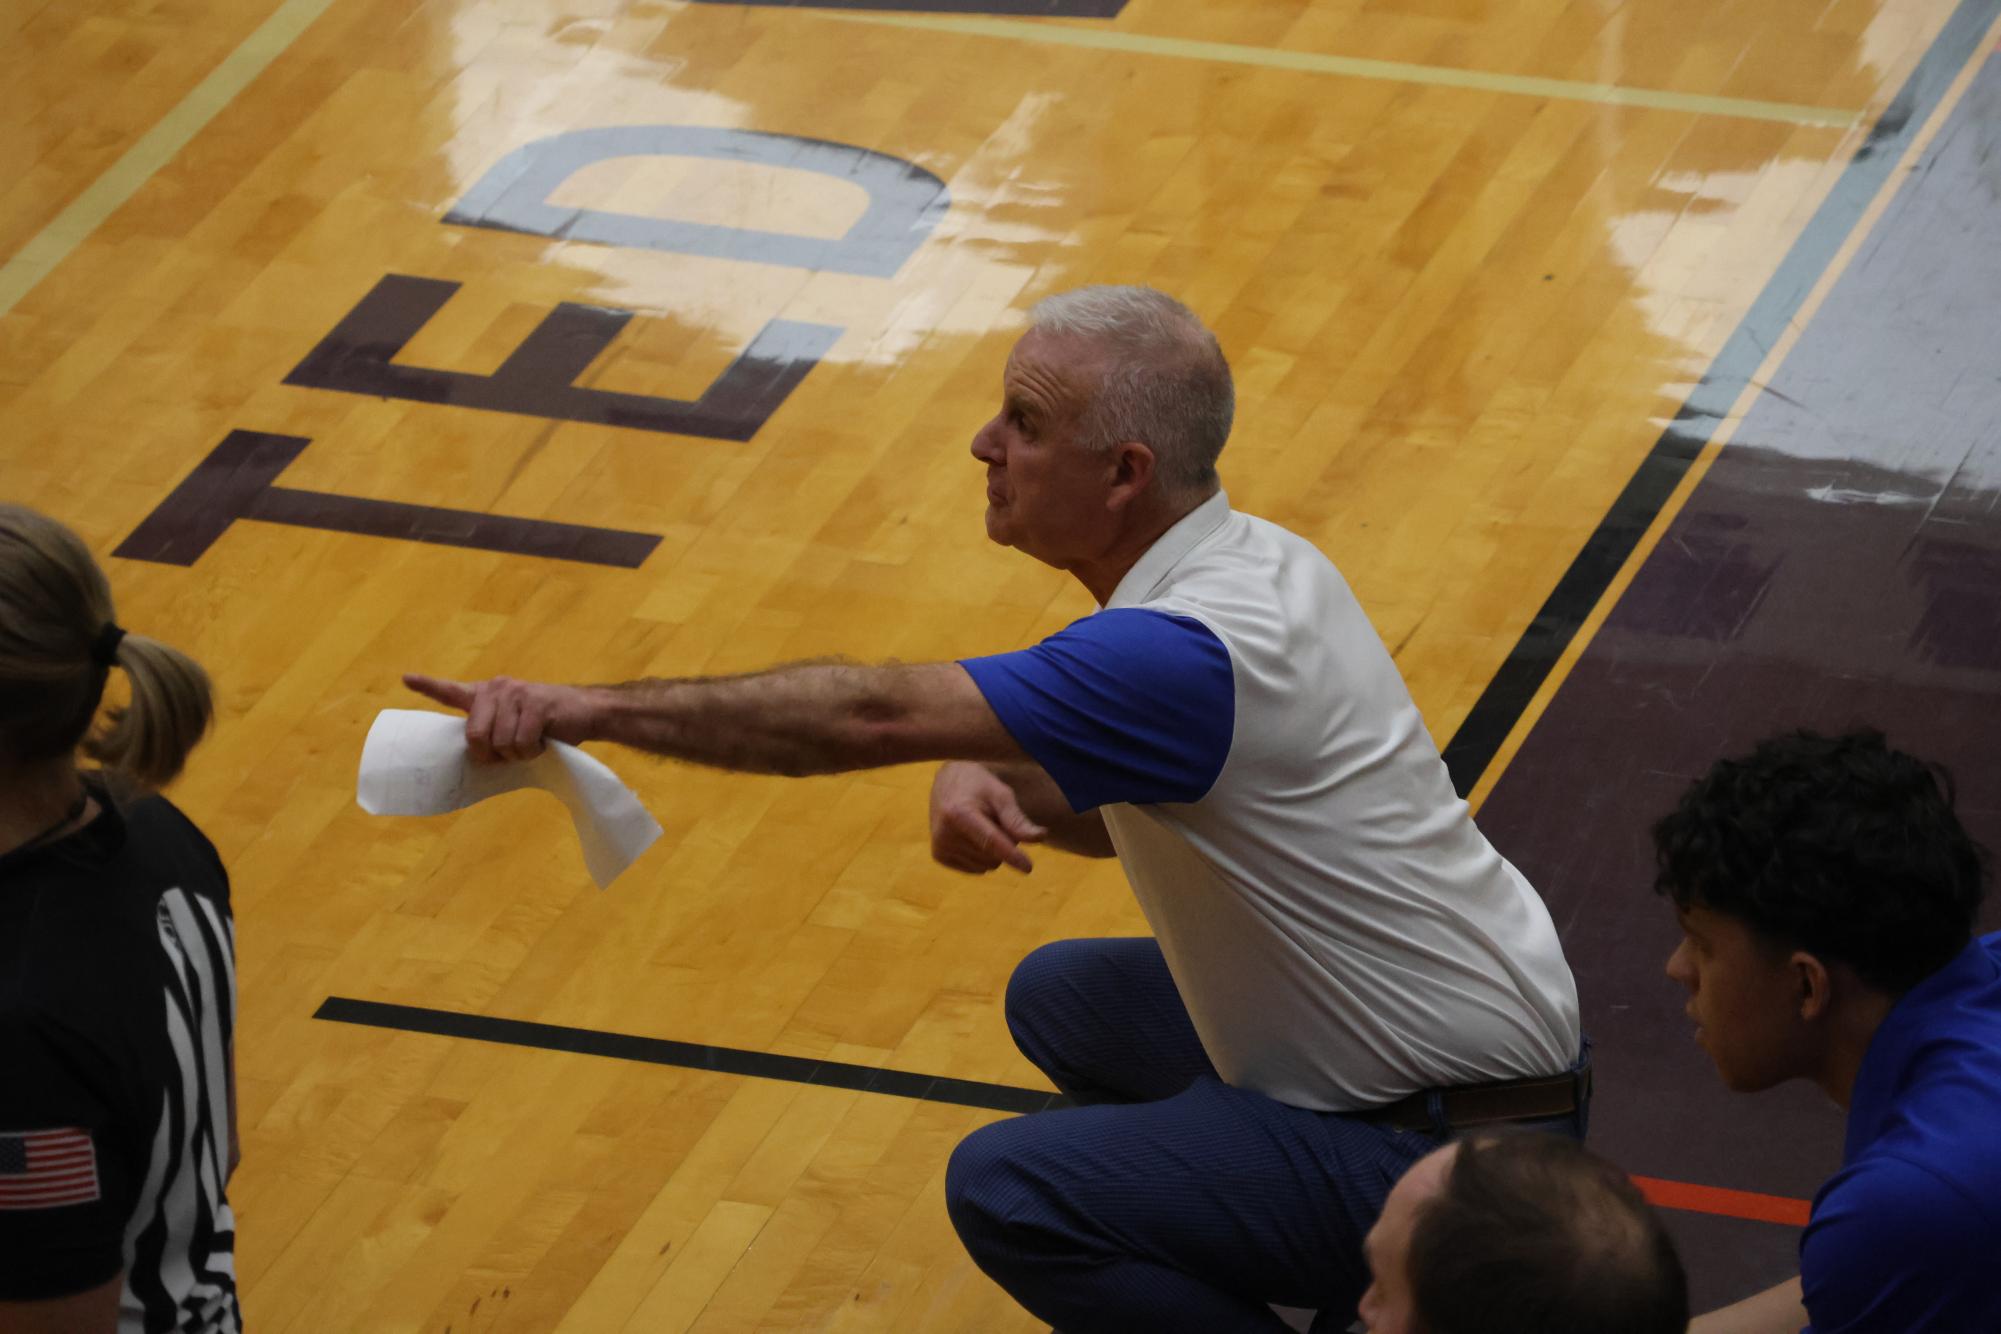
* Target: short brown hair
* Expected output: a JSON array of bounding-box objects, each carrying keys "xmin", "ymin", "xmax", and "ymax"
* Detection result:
[{"xmin": 1408, "ymin": 1133, "xmax": 1687, "ymax": 1334}]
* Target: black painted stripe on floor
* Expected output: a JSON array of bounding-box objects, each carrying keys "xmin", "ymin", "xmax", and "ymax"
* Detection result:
[
  {"xmin": 1440, "ymin": 0, "xmax": 2001, "ymax": 796},
  {"xmin": 314, "ymin": 996, "xmax": 1062, "ymax": 1115}
]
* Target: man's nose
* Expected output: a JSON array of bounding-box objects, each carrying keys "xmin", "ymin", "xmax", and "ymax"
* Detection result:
[
  {"xmin": 1665, "ymin": 942, "xmax": 1693, "ymax": 986},
  {"xmin": 971, "ymin": 418, "xmax": 1003, "ymax": 462}
]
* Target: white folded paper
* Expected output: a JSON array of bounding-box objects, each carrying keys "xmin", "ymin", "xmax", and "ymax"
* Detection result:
[{"xmin": 356, "ymin": 709, "xmax": 663, "ymax": 889}]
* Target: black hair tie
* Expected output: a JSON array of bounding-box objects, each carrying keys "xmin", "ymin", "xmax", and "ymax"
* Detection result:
[{"xmin": 92, "ymin": 622, "xmax": 126, "ymax": 667}]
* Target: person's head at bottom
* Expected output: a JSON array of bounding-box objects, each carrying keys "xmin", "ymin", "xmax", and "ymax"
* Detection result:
[{"xmin": 1357, "ymin": 1132, "xmax": 1688, "ymax": 1334}]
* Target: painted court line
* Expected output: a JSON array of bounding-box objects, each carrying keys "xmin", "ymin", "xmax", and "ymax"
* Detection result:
[
  {"xmin": 1633, "ymin": 1176, "xmax": 1812, "ymax": 1228},
  {"xmin": 318, "ymin": 995, "xmax": 1813, "ymax": 1225},
  {"xmin": 314, "ymin": 997, "xmax": 1063, "ymax": 1115},
  {"xmin": 807, "ymin": 11, "xmax": 1861, "ymax": 127},
  {"xmin": 0, "ymin": 0, "xmax": 340, "ymax": 320}
]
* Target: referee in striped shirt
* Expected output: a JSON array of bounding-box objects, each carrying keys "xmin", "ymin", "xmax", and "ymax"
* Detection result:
[{"xmin": 0, "ymin": 504, "xmax": 239, "ymax": 1333}]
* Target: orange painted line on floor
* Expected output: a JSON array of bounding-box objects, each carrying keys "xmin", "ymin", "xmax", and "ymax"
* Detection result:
[{"xmin": 1632, "ymin": 1175, "xmax": 1812, "ymax": 1227}]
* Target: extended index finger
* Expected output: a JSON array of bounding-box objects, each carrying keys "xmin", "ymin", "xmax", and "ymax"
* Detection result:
[{"xmin": 403, "ymin": 673, "xmax": 476, "ymax": 712}]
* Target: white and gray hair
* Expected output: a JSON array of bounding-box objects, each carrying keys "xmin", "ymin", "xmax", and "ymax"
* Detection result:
[{"xmin": 1027, "ymin": 286, "xmax": 1234, "ymax": 491}]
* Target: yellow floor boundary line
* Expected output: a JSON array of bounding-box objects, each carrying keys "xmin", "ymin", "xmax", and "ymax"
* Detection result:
[
  {"xmin": 806, "ymin": 12, "xmax": 1860, "ymax": 128},
  {"xmin": 1465, "ymin": 9, "xmax": 2001, "ymax": 815},
  {"xmin": 0, "ymin": 0, "xmax": 341, "ymax": 320}
]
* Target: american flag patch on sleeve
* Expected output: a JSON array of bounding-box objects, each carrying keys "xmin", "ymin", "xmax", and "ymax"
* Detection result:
[{"xmin": 0, "ymin": 1128, "xmax": 102, "ymax": 1210}]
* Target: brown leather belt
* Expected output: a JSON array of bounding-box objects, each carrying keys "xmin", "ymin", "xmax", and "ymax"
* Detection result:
[{"xmin": 1361, "ymin": 1062, "xmax": 1592, "ymax": 1135}]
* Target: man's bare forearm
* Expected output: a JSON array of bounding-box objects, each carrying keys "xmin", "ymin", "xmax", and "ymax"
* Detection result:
[
  {"xmin": 990, "ymin": 763, "xmax": 1116, "ymax": 857},
  {"xmin": 1689, "ymin": 1277, "xmax": 1806, "ymax": 1334},
  {"xmin": 588, "ymin": 661, "xmax": 1017, "ymax": 776}
]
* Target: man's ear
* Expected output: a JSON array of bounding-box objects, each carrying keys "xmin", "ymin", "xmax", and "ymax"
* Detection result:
[
  {"xmin": 1792, "ymin": 951, "xmax": 1835, "ymax": 1022},
  {"xmin": 1107, "ymin": 441, "xmax": 1157, "ymax": 509}
]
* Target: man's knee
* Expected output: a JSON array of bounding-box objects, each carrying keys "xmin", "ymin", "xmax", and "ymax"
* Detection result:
[
  {"xmin": 945, "ymin": 1120, "xmax": 1034, "ymax": 1252},
  {"xmin": 1004, "ymin": 939, "xmax": 1088, "ymax": 1051}
]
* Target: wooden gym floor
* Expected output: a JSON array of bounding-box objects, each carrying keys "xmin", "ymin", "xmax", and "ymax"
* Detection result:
[{"xmin": 6, "ymin": 0, "xmax": 2001, "ymax": 1327}]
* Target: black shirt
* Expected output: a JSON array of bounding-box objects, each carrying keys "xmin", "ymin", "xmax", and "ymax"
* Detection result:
[{"xmin": 0, "ymin": 784, "xmax": 240, "ymax": 1331}]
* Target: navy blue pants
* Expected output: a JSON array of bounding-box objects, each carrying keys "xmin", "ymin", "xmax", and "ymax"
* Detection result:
[{"xmin": 946, "ymin": 938, "xmax": 1585, "ymax": 1332}]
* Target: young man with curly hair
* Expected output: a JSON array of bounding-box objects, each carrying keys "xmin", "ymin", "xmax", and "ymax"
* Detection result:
[{"xmin": 1655, "ymin": 729, "xmax": 1999, "ymax": 1333}]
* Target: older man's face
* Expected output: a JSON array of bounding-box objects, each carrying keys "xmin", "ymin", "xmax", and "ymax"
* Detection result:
[
  {"xmin": 1358, "ymin": 1143, "xmax": 1458, "ymax": 1334},
  {"xmin": 970, "ymin": 330, "xmax": 1124, "ymax": 569}
]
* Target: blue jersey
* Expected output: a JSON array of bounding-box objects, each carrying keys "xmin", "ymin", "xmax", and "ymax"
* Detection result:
[{"xmin": 1803, "ymin": 932, "xmax": 2001, "ymax": 1332}]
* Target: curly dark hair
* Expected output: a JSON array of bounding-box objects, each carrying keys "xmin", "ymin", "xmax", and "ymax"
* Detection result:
[
  {"xmin": 1407, "ymin": 1133, "xmax": 1688, "ymax": 1334},
  {"xmin": 1652, "ymin": 729, "xmax": 1988, "ymax": 995}
]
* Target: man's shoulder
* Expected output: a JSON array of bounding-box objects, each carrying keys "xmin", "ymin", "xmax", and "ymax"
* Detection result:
[
  {"xmin": 1144, "ymin": 512, "xmax": 1356, "ymax": 631},
  {"xmin": 1826, "ymin": 1040, "xmax": 2001, "ymax": 1234},
  {"xmin": 1817, "ymin": 1151, "xmax": 1991, "ymax": 1222},
  {"xmin": 1174, "ymin": 507, "xmax": 1333, "ymax": 577},
  {"xmin": 1881, "ymin": 1047, "xmax": 2001, "ymax": 1149},
  {"xmin": 1042, "ymin": 607, "xmax": 1235, "ymax": 674},
  {"xmin": 1819, "ymin": 960, "xmax": 2001, "ymax": 1266},
  {"xmin": 1868, "ymin": 944, "xmax": 2001, "ymax": 1115}
]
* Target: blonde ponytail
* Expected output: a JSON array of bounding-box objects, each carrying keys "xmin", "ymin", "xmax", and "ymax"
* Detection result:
[
  {"xmin": 82, "ymin": 633, "xmax": 213, "ymax": 788},
  {"xmin": 0, "ymin": 503, "xmax": 214, "ymax": 789}
]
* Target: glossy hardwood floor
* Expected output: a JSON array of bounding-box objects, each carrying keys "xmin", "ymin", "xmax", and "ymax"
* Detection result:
[{"xmin": 0, "ymin": 0, "xmax": 1966, "ymax": 1328}]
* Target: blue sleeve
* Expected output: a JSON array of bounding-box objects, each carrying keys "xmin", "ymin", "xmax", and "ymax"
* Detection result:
[
  {"xmin": 959, "ymin": 608, "xmax": 1235, "ymax": 813},
  {"xmin": 1801, "ymin": 1159, "xmax": 1998, "ymax": 1332}
]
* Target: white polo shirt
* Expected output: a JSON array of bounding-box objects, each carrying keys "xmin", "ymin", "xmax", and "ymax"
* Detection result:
[{"xmin": 962, "ymin": 492, "xmax": 1580, "ymax": 1112}]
